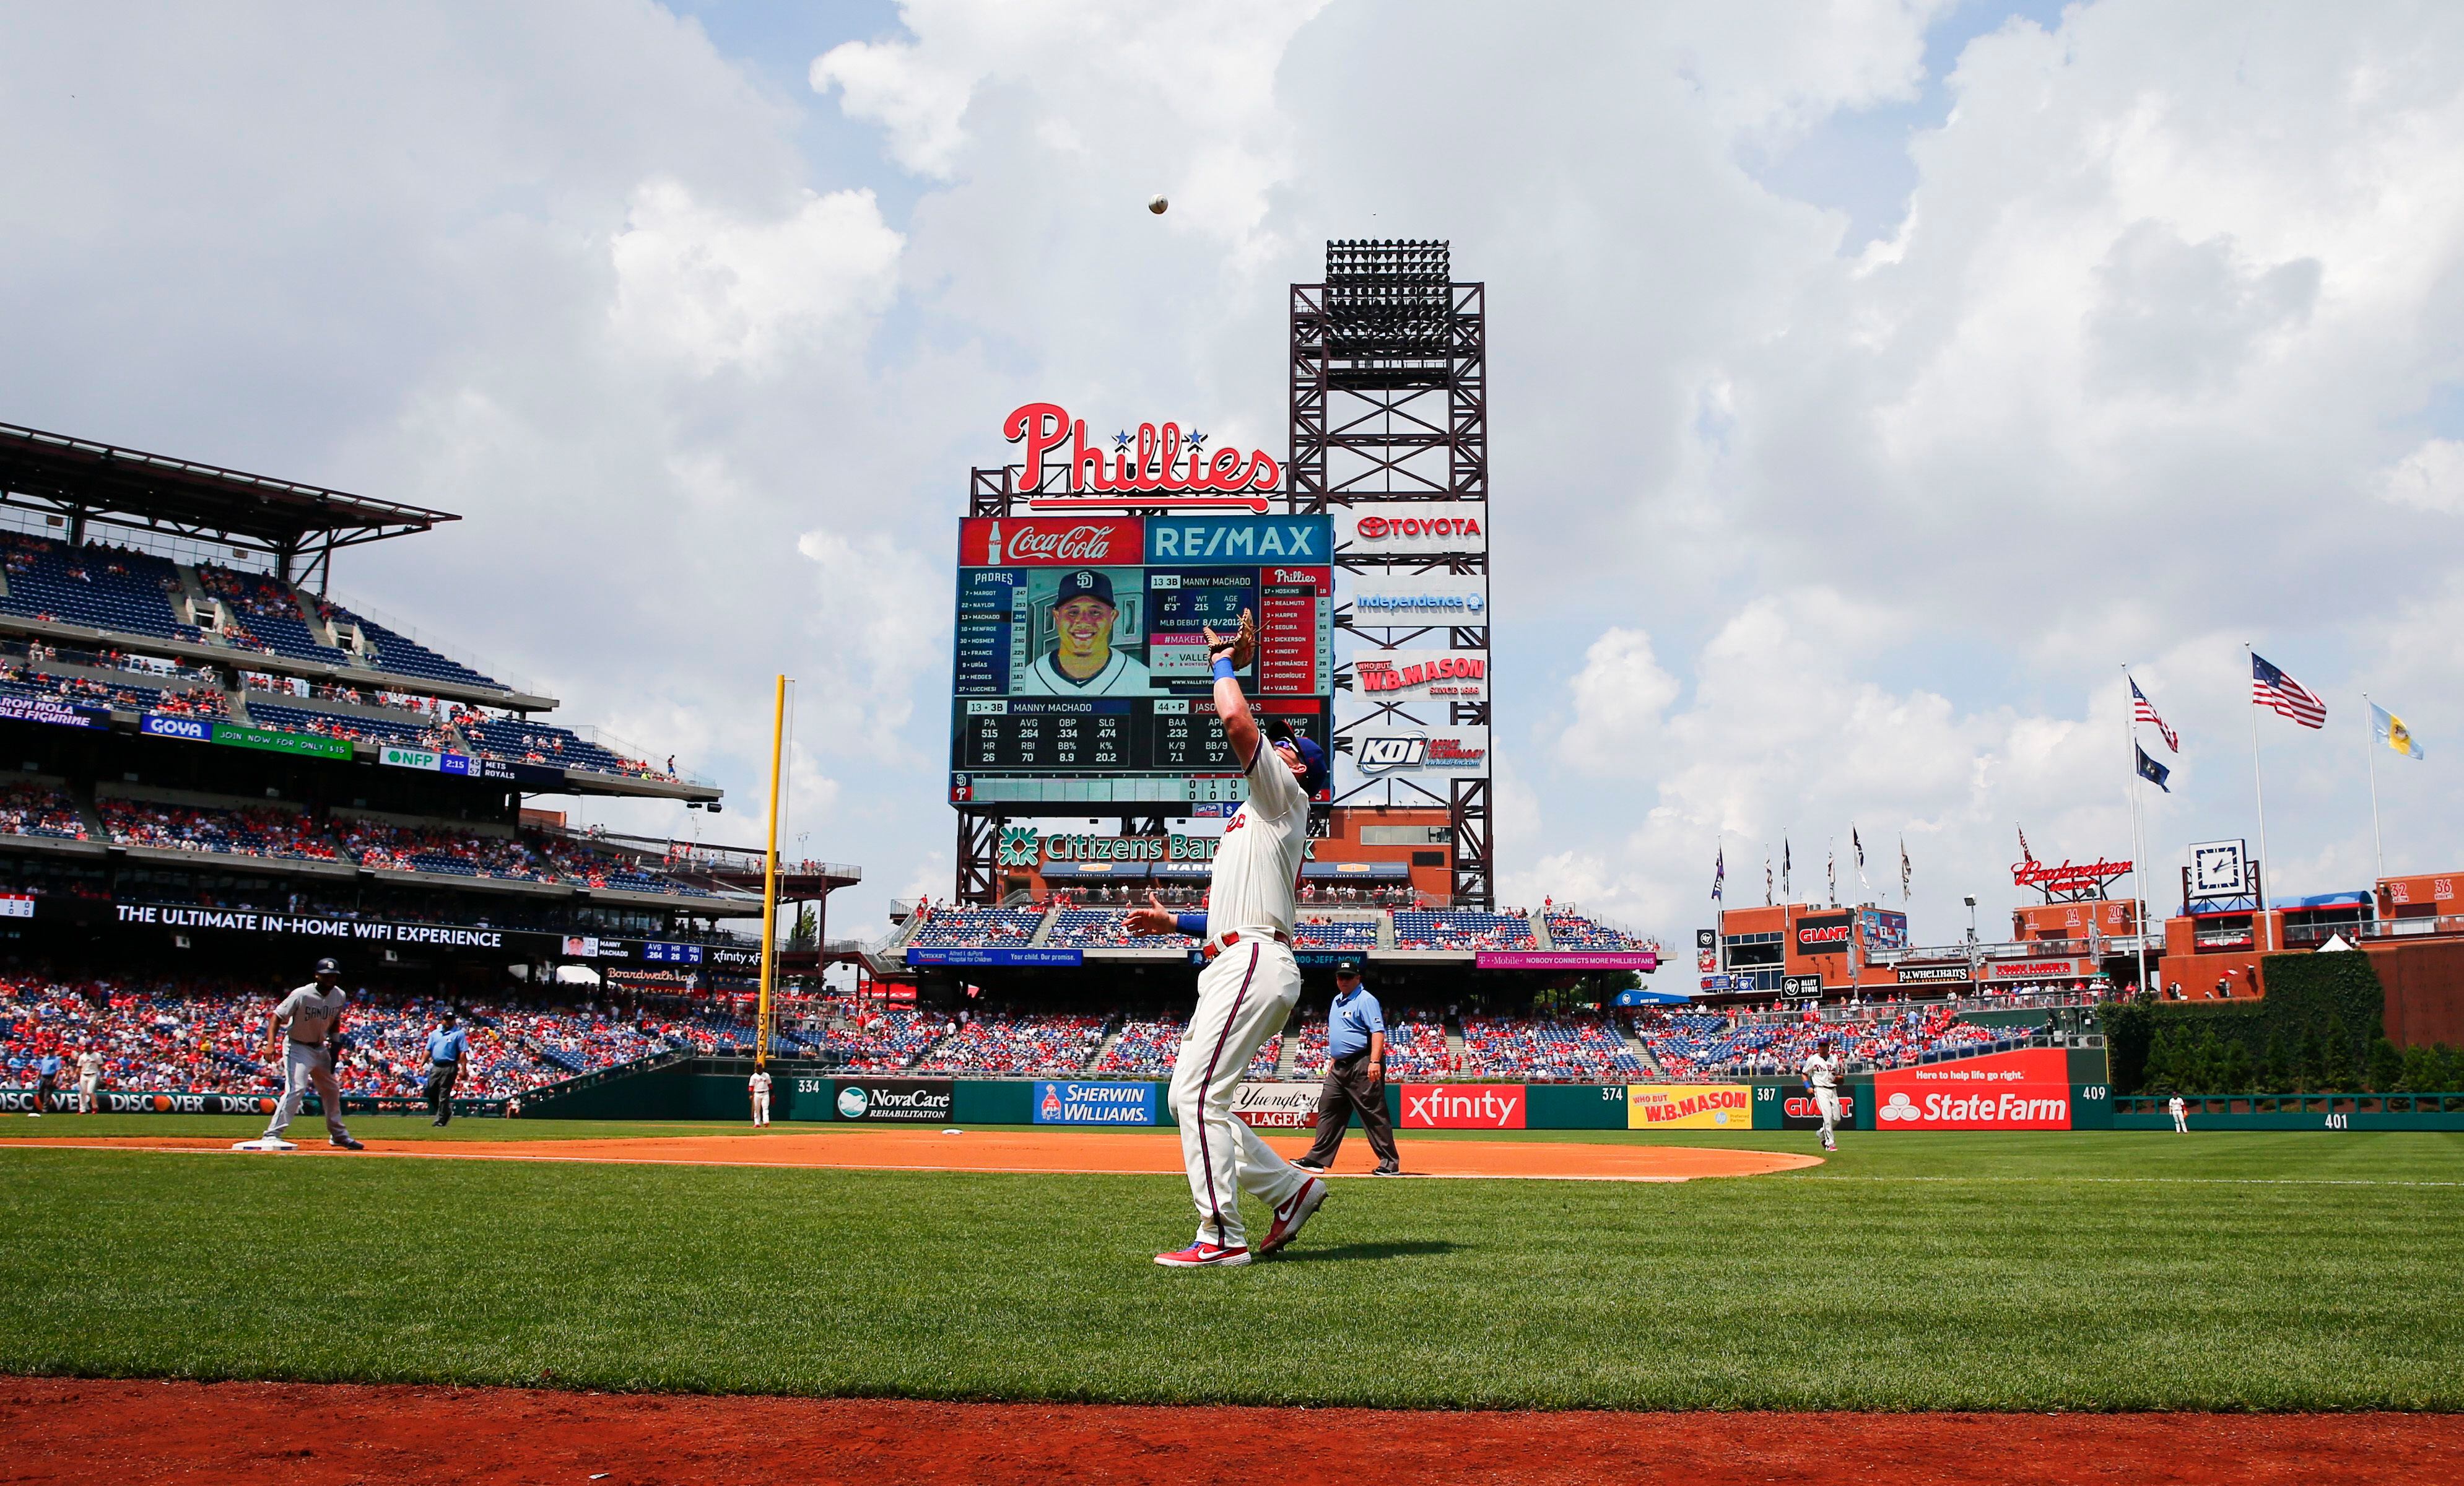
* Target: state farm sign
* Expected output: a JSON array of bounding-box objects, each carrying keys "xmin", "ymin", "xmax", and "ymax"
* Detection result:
[
  {"xmin": 1402, "ymin": 1083, "xmax": 1526, "ymax": 1129},
  {"xmin": 1343, "ymin": 501, "xmax": 1488, "ymax": 554},
  {"xmin": 1873, "ymin": 1049, "xmax": 2072, "ymax": 1131},
  {"xmin": 1355, "ymin": 649, "xmax": 1487, "ymax": 703},
  {"xmin": 1008, "ymin": 402, "xmax": 1279, "ymax": 513},
  {"xmin": 960, "ymin": 516, "xmax": 1141, "ymax": 567}
]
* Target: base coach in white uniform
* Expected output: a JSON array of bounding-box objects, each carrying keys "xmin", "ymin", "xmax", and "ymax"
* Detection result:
[{"xmin": 1127, "ymin": 609, "xmax": 1328, "ymax": 1268}]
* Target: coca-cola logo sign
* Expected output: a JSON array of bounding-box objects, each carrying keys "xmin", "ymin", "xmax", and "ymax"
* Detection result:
[
  {"xmin": 960, "ymin": 518, "xmax": 1143, "ymax": 568},
  {"xmin": 1007, "ymin": 401, "xmax": 1278, "ymax": 513}
]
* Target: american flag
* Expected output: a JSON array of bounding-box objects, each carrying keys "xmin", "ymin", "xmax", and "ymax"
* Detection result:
[
  {"xmin": 2251, "ymin": 652, "xmax": 2326, "ymax": 729},
  {"xmin": 2130, "ymin": 677, "xmax": 2179, "ymax": 753}
]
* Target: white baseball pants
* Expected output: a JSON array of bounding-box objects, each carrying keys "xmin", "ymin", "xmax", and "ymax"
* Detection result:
[
  {"xmin": 752, "ymin": 1092, "xmax": 770, "ymax": 1126},
  {"xmin": 1814, "ymin": 1088, "xmax": 1841, "ymax": 1142},
  {"xmin": 265, "ymin": 1043, "xmax": 351, "ymax": 1141},
  {"xmin": 77, "ymin": 1077, "xmax": 97, "ymax": 1113},
  {"xmin": 1170, "ymin": 937, "xmax": 1308, "ymax": 1249}
]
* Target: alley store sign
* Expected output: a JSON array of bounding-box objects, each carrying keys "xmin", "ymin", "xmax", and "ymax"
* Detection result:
[{"xmin": 1007, "ymin": 402, "xmax": 1280, "ymax": 513}]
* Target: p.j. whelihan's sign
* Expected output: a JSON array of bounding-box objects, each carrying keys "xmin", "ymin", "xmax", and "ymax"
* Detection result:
[{"xmin": 1006, "ymin": 402, "xmax": 1281, "ymax": 514}]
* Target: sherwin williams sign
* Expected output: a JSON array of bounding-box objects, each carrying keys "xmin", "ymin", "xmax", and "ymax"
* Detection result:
[
  {"xmin": 1626, "ymin": 1084, "xmax": 1749, "ymax": 1129},
  {"xmin": 1401, "ymin": 1083, "xmax": 1526, "ymax": 1129},
  {"xmin": 1873, "ymin": 1048, "xmax": 2071, "ymax": 1130},
  {"xmin": 1033, "ymin": 1081, "xmax": 1157, "ymax": 1125}
]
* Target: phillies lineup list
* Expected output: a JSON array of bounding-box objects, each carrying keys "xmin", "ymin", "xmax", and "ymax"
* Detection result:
[{"xmin": 951, "ymin": 516, "xmax": 1333, "ymax": 782}]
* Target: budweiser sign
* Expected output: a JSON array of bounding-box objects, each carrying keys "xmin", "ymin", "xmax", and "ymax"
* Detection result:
[
  {"xmin": 1007, "ymin": 401, "xmax": 1279, "ymax": 513},
  {"xmin": 2011, "ymin": 857, "xmax": 2131, "ymax": 893}
]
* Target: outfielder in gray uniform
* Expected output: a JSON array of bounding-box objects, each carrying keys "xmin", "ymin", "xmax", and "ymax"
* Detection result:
[{"xmin": 246, "ymin": 957, "xmax": 364, "ymax": 1151}]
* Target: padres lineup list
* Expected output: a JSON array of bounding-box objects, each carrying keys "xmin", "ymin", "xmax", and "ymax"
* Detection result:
[{"xmin": 951, "ymin": 515, "xmax": 1333, "ymax": 795}]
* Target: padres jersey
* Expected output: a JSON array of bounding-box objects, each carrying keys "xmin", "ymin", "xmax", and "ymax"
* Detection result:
[
  {"xmin": 272, "ymin": 983, "xmax": 348, "ymax": 1045},
  {"xmin": 1019, "ymin": 647, "xmax": 1151, "ymax": 696},
  {"xmin": 1202, "ymin": 733, "xmax": 1309, "ymax": 941},
  {"xmin": 1802, "ymin": 1052, "xmax": 1841, "ymax": 1092}
]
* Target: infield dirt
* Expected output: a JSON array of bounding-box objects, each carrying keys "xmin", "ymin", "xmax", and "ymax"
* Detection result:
[
  {"xmin": 0, "ymin": 1128, "xmax": 1819, "ymax": 1180},
  {"xmin": 5, "ymin": 1379, "xmax": 2459, "ymax": 1485}
]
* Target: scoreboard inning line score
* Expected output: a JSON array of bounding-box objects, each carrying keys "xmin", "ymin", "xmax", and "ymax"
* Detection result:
[{"xmin": 950, "ymin": 515, "xmax": 1334, "ymax": 806}]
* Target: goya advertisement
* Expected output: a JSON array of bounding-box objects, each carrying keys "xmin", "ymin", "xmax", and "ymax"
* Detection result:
[{"xmin": 1626, "ymin": 1083, "xmax": 1751, "ymax": 1129}]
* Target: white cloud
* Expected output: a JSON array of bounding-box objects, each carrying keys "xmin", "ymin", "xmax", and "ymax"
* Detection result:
[
  {"xmin": 609, "ymin": 178, "xmax": 903, "ymax": 375},
  {"xmin": 2379, "ymin": 438, "xmax": 2464, "ymax": 513},
  {"xmin": 1561, "ymin": 628, "xmax": 1681, "ymax": 775}
]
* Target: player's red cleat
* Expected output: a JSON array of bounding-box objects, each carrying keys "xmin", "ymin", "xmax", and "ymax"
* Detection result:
[
  {"xmin": 1154, "ymin": 1241, "xmax": 1252, "ymax": 1269},
  {"xmin": 1258, "ymin": 1176, "xmax": 1326, "ymax": 1256}
]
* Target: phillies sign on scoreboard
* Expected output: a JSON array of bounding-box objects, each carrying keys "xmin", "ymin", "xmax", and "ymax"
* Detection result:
[
  {"xmin": 1873, "ymin": 1049, "xmax": 2073, "ymax": 1130},
  {"xmin": 1354, "ymin": 650, "xmax": 1487, "ymax": 703},
  {"xmin": 1006, "ymin": 402, "xmax": 1281, "ymax": 513},
  {"xmin": 1341, "ymin": 501, "xmax": 1488, "ymax": 554}
]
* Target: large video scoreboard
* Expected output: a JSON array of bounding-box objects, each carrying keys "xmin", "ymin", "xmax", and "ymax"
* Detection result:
[{"xmin": 949, "ymin": 514, "xmax": 1333, "ymax": 806}]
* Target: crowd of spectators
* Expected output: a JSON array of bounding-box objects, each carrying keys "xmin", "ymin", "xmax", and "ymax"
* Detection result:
[
  {"xmin": 1460, "ymin": 1014, "xmax": 1647, "ymax": 1081},
  {"xmin": 908, "ymin": 906, "xmax": 1046, "ymax": 947},
  {"xmin": 1391, "ymin": 911, "xmax": 1537, "ymax": 951},
  {"xmin": 912, "ymin": 1013, "xmax": 1106, "ymax": 1075},
  {"xmin": 100, "ymin": 799, "xmax": 336, "ymax": 860},
  {"xmin": 1542, "ymin": 910, "xmax": 1655, "ymax": 951},
  {"xmin": 824, "ymin": 1008, "xmax": 950, "ymax": 1071},
  {"xmin": 1091, "ymin": 1017, "xmax": 1183, "ymax": 1076},
  {"xmin": 0, "ymin": 783, "xmax": 87, "ymax": 840},
  {"xmin": 1629, "ymin": 1004, "xmax": 2001, "ymax": 1077}
]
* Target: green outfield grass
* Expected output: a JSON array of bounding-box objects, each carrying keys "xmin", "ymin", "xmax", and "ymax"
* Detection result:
[{"xmin": 1, "ymin": 1121, "xmax": 2459, "ymax": 1410}]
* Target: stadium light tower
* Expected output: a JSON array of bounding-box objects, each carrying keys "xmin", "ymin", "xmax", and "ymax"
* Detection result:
[{"xmin": 1289, "ymin": 240, "xmax": 1492, "ymax": 909}]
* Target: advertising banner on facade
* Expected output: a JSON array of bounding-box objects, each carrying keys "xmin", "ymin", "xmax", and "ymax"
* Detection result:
[
  {"xmin": 1401, "ymin": 1083, "xmax": 1526, "ymax": 1129},
  {"xmin": 1873, "ymin": 1049, "xmax": 2072, "ymax": 1130},
  {"xmin": 1339, "ymin": 503, "xmax": 1488, "ymax": 555},
  {"xmin": 1626, "ymin": 1084, "xmax": 1751, "ymax": 1129},
  {"xmin": 1032, "ymin": 1080, "xmax": 1159, "ymax": 1125},
  {"xmin": 831, "ymin": 1079, "xmax": 956, "ymax": 1123},
  {"xmin": 1793, "ymin": 911, "xmax": 1854, "ymax": 955},
  {"xmin": 3, "ymin": 695, "xmax": 110, "ymax": 729},
  {"xmin": 1985, "ymin": 958, "xmax": 2084, "ymax": 981},
  {"xmin": 1233, "ymin": 1081, "xmax": 1321, "ymax": 1128},
  {"xmin": 1346, "ymin": 727, "xmax": 1490, "ymax": 784},
  {"xmin": 1475, "ymin": 950, "xmax": 1659, "ymax": 971},
  {"xmin": 1780, "ymin": 1090, "xmax": 1858, "ymax": 1130},
  {"xmin": 1896, "ymin": 964, "xmax": 1972, "ymax": 984},
  {"xmin": 904, "ymin": 946, "xmax": 1086, "ymax": 968},
  {"xmin": 1343, "ymin": 573, "xmax": 1488, "ymax": 623},
  {"xmin": 1354, "ymin": 648, "xmax": 1488, "ymax": 705}
]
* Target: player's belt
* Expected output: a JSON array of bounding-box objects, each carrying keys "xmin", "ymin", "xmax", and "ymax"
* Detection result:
[{"xmin": 1202, "ymin": 929, "xmax": 1291, "ymax": 960}]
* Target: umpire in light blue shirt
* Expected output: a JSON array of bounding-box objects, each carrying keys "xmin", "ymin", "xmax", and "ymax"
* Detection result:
[
  {"xmin": 424, "ymin": 1011, "xmax": 471, "ymax": 1127},
  {"xmin": 1292, "ymin": 960, "xmax": 1401, "ymax": 1175}
]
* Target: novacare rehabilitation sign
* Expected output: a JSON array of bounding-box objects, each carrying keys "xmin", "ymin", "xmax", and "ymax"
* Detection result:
[{"xmin": 1032, "ymin": 1080, "xmax": 1157, "ymax": 1125}]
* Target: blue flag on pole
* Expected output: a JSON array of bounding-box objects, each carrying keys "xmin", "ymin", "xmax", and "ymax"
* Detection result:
[{"xmin": 2136, "ymin": 744, "xmax": 2172, "ymax": 793}]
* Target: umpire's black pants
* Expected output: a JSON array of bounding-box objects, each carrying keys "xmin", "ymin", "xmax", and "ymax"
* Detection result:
[
  {"xmin": 1302, "ymin": 1051, "xmax": 1398, "ymax": 1168},
  {"xmin": 425, "ymin": 1061, "xmax": 461, "ymax": 1124}
]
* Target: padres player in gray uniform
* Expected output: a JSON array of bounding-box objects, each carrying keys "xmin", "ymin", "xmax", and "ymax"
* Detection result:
[{"xmin": 242, "ymin": 957, "xmax": 364, "ymax": 1151}]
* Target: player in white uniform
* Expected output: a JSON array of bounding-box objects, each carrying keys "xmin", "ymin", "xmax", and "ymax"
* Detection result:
[
  {"xmin": 749, "ymin": 1068, "xmax": 773, "ymax": 1127},
  {"xmin": 75, "ymin": 1048, "xmax": 101, "ymax": 1113},
  {"xmin": 1016, "ymin": 570, "xmax": 1151, "ymax": 696},
  {"xmin": 238, "ymin": 958, "xmax": 364, "ymax": 1152},
  {"xmin": 1802, "ymin": 1040, "xmax": 1844, "ymax": 1153},
  {"xmin": 1126, "ymin": 610, "xmax": 1328, "ymax": 1268},
  {"xmin": 2168, "ymin": 1093, "xmax": 2188, "ymax": 1134}
]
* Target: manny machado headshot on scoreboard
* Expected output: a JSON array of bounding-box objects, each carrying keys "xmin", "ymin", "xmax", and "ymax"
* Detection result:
[{"xmin": 1017, "ymin": 568, "xmax": 1152, "ymax": 696}]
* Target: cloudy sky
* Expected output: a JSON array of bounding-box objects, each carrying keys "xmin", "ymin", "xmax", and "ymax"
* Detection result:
[{"xmin": 6, "ymin": 1, "xmax": 2462, "ymax": 950}]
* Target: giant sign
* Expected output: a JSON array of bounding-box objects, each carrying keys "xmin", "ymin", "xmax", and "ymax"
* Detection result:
[
  {"xmin": 1401, "ymin": 1083, "xmax": 1526, "ymax": 1129},
  {"xmin": 1007, "ymin": 402, "xmax": 1281, "ymax": 513},
  {"xmin": 952, "ymin": 515, "xmax": 1333, "ymax": 806},
  {"xmin": 1873, "ymin": 1049, "xmax": 2073, "ymax": 1130},
  {"xmin": 1793, "ymin": 911, "xmax": 1855, "ymax": 955}
]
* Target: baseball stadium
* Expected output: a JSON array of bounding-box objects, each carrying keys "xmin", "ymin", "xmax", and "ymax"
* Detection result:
[
  {"xmin": 9, "ymin": 15, "xmax": 2464, "ymax": 1471},
  {"xmin": 2, "ymin": 237, "xmax": 2459, "ymax": 1483}
]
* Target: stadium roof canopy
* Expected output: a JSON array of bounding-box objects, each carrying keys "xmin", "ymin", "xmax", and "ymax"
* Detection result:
[{"xmin": 0, "ymin": 421, "xmax": 455, "ymax": 584}]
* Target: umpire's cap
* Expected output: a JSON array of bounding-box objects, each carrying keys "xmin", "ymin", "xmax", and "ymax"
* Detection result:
[
  {"xmin": 313, "ymin": 957, "xmax": 340, "ymax": 976},
  {"xmin": 1335, "ymin": 958, "xmax": 1363, "ymax": 977},
  {"xmin": 1053, "ymin": 570, "xmax": 1116, "ymax": 607}
]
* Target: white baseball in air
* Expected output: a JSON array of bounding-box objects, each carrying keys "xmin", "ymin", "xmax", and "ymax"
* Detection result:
[{"xmin": 1148, "ymin": 194, "xmax": 1169, "ymax": 215}]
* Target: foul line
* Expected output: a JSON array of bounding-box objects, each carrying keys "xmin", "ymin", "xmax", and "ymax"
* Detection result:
[{"xmin": 1780, "ymin": 1173, "xmax": 2464, "ymax": 1189}]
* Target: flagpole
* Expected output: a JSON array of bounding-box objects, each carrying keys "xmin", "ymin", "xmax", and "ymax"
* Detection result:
[
  {"xmin": 2124, "ymin": 666, "xmax": 2151, "ymax": 999},
  {"xmin": 2364, "ymin": 692, "xmax": 2384, "ymax": 880},
  {"xmin": 2247, "ymin": 643, "xmax": 2273, "ymax": 949}
]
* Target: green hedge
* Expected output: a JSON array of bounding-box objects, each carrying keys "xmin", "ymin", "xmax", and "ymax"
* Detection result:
[{"xmin": 2109, "ymin": 952, "xmax": 2464, "ymax": 1096}]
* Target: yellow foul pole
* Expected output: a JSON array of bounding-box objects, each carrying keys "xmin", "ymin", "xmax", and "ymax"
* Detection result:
[{"xmin": 757, "ymin": 674, "xmax": 785, "ymax": 1069}]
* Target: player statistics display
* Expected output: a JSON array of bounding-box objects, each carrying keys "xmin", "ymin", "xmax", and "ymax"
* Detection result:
[{"xmin": 951, "ymin": 515, "xmax": 1334, "ymax": 804}]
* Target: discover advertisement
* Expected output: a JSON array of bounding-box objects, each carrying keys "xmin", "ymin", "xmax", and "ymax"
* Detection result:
[
  {"xmin": 1626, "ymin": 1084, "xmax": 1750, "ymax": 1129},
  {"xmin": 1233, "ymin": 1081, "xmax": 1321, "ymax": 1129},
  {"xmin": 1033, "ymin": 1080, "xmax": 1159, "ymax": 1126},
  {"xmin": 1873, "ymin": 1049, "xmax": 2072, "ymax": 1130},
  {"xmin": 831, "ymin": 1079, "xmax": 956, "ymax": 1124},
  {"xmin": 1401, "ymin": 1083, "xmax": 1526, "ymax": 1129}
]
